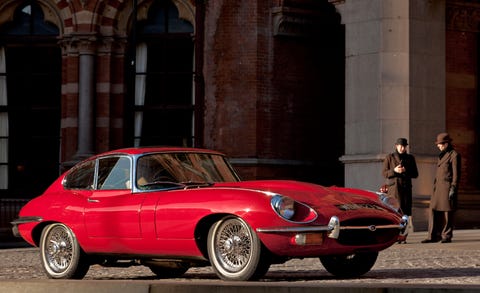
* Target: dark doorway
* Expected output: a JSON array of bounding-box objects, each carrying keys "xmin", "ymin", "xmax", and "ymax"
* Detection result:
[{"xmin": 6, "ymin": 46, "xmax": 61, "ymax": 197}]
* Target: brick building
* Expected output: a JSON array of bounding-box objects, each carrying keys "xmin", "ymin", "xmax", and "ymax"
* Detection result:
[{"xmin": 0, "ymin": 0, "xmax": 478, "ymax": 235}]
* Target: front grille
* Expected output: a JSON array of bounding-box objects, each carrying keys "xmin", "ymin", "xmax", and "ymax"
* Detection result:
[{"xmin": 337, "ymin": 218, "xmax": 399, "ymax": 246}]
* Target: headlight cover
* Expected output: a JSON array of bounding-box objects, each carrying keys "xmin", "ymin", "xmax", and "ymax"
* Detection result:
[
  {"xmin": 270, "ymin": 194, "xmax": 317, "ymax": 223},
  {"xmin": 271, "ymin": 194, "xmax": 295, "ymax": 220}
]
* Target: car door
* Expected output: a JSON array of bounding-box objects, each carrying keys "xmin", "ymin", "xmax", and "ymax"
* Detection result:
[{"xmin": 84, "ymin": 156, "xmax": 144, "ymax": 239}]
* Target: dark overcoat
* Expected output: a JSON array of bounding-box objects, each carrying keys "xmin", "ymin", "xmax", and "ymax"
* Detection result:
[
  {"xmin": 382, "ymin": 151, "xmax": 418, "ymax": 215},
  {"xmin": 431, "ymin": 148, "xmax": 461, "ymax": 211}
]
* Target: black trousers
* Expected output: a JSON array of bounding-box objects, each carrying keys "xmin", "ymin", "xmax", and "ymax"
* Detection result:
[{"xmin": 426, "ymin": 209, "xmax": 454, "ymax": 241}]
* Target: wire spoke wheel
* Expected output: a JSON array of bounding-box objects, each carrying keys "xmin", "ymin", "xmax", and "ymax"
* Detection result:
[
  {"xmin": 44, "ymin": 226, "xmax": 74, "ymax": 271},
  {"xmin": 207, "ymin": 216, "xmax": 268, "ymax": 281},
  {"xmin": 216, "ymin": 219, "xmax": 251, "ymax": 271},
  {"xmin": 40, "ymin": 223, "xmax": 89, "ymax": 279}
]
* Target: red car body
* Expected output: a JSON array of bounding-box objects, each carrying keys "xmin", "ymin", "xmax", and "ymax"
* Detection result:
[{"xmin": 12, "ymin": 147, "xmax": 407, "ymax": 281}]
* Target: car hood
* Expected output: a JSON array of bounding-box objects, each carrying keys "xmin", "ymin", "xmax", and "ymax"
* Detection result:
[{"xmin": 214, "ymin": 180, "xmax": 383, "ymax": 209}]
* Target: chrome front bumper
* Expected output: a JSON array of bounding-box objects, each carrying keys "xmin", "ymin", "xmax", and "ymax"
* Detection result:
[{"xmin": 256, "ymin": 215, "xmax": 409, "ymax": 239}]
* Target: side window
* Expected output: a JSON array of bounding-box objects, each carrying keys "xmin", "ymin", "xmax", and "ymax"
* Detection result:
[
  {"xmin": 97, "ymin": 157, "xmax": 132, "ymax": 190},
  {"xmin": 64, "ymin": 160, "xmax": 95, "ymax": 190}
]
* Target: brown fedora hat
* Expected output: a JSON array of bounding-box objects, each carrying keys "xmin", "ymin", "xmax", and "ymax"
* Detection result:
[
  {"xmin": 435, "ymin": 132, "xmax": 452, "ymax": 144},
  {"xmin": 395, "ymin": 138, "xmax": 408, "ymax": 146}
]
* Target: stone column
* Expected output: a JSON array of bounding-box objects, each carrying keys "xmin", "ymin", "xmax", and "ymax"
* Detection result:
[
  {"xmin": 408, "ymin": 0, "xmax": 446, "ymax": 202},
  {"xmin": 76, "ymin": 37, "xmax": 96, "ymax": 158},
  {"xmin": 337, "ymin": 0, "xmax": 447, "ymax": 230},
  {"xmin": 59, "ymin": 34, "xmax": 97, "ymax": 170},
  {"xmin": 338, "ymin": 0, "xmax": 445, "ymax": 198},
  {"xmin": 62, "ymin": 34, "xmax": 97, "ymax": 160}
]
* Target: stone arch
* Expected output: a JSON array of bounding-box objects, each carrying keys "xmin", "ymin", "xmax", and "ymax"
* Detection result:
[
  {"xmin": 171, "ymin": 0, "xmax": 196, "ymax": 28},
  {"xmin": 116, "ymin": 0, "xmax": 195, "ymax": 36},
  {"xmin": 0, "ymin": 0, "xmax": 64, "ymax": 34}
]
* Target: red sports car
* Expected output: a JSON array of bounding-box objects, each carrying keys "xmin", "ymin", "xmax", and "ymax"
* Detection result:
[{"xmin": 12, "ymin": 147, "xmax": 407, "ymax": 281}]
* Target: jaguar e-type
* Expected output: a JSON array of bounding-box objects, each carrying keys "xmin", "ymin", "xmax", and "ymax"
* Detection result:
[{"xmin": 12, "ymin": 147, "xmax": 407, "ymax": 281}]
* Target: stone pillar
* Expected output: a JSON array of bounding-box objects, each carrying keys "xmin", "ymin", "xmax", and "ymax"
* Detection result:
[
  {"xmin": 339, "ymin": 1, "xmax": 445, "ymax": 188},
  {"xmin": 338, "ymin": 0, "xmax": 446, "ymax": 230},
  {"xmin": 60, "ymin": 34, "xmax": 97, "ymax": 163},
  {"xmin": 408, "ymin": 0, "xmax": 446, "ymax": 199},
  {"xmin": 69, "ymin": 34, "xmax": 97, "ymax": 160},
  {"xmin": 58, "ymin": 35, "xmax": 97, "ymax": 169}
]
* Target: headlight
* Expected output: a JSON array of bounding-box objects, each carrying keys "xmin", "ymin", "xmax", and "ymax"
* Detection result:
[{"xmin": 271, "ymin": 195, "xmax": 295, "ymax": 220}]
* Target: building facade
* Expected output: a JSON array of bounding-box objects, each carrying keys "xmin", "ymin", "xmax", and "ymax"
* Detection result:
[
  {"xmin": 339, "ymin": 0, "xmax": 479, "ymax": 230},
  {"xmin": 0, "ymin": 0, "xmax": 478, "ymax": 234}
]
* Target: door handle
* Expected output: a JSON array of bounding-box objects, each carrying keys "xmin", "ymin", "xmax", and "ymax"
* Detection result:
[{"xmin": 87, "ymin": 198, "xmax": 100, "ymax": 203}]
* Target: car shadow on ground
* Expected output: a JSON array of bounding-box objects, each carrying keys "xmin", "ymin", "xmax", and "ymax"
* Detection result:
[{"xmin": 83, "ymin": 267, "xmax": 480, "ymax": 282}]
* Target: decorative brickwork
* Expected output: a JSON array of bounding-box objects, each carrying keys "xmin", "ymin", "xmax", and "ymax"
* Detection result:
[{"xmin": 447, "ymin": 0, "xmax": 480, "ymax": 32}]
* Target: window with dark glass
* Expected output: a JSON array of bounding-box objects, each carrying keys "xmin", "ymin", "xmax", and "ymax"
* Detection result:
[
  {"xmin": 64, "ymin": 161, "xmax": 95, "ymax": 190},
  {"xmin": 130, "ymin": 0, "xmax": 195, "ymax": 148},
  {"xmin": 0, "ymin": 1, "xmax": 60, "ymax": 197}
]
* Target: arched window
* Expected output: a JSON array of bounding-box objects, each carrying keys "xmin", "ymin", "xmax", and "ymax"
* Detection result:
[
  {"xmin": 0, "ymin": 1, "xmax": 60, "ymax": 197},
  {"xmin": 130, "ymin": 0, "xmax": 195, "ymax": 147}
]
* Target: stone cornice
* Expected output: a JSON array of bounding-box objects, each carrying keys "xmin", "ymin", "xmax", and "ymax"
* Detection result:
[
  {"xmin": 271, "ymin": 1, "xmax": 341, "ymax": 37},
  {"xmin": 328, "ymin": 0, "xmax": 345, "ymax": 4}
]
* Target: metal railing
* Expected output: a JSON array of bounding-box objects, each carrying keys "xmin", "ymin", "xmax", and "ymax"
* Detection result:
[{"xmin": 0, "ymin": 198, "xmax": 28, "ymax": 239}]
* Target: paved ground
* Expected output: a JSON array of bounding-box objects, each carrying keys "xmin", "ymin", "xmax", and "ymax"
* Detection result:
[{"xmin": 1, "ymin": 229, "xmax": 479, "ymax": 288}]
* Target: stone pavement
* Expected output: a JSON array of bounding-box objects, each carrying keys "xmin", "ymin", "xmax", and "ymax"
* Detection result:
[{"xmin": 0, "ymin": 229, "xmax": 479, "ymax": 291}]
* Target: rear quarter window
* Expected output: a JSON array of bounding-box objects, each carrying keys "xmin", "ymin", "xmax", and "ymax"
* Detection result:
[{"xmin": 64, "ymin": 160, "xmax": 95, "ymax": 189}]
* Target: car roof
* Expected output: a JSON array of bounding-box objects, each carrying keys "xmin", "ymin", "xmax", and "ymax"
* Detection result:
[{"xmin": 95, "ymin": 147, "xmax": 226, "ymax": 157}]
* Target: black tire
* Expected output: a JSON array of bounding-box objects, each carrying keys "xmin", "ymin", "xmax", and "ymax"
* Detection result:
[
  {"xmin": 40, "ymin": 223, "xmax": 90, "ymax": 279},
  {"xmin": 207, "ymin": 216, "xmax": 270, "ymax": 281},
  {"xmin": 148, "ymin": 264, "xmax": 189, "ymax": 278},
  {"xmin": 319, "ymin": 251, "xmax": 378, "ymax": 278}
]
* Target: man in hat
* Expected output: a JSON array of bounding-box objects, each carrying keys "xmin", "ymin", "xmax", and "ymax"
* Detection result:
[
  {"xmin": 422, "ymin": 132, "xmax": 461, "ymax": 243},
  {"xmin": 382, "ymin": 138, "xmax": 418, "ymax": 242}
]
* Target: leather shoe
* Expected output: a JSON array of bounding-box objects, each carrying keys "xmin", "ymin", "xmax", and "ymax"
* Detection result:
[
  {"xmin": 421, "ymin": 239, "xmax": 437, "ymax": 243},
  {"xmin": 441, "ymin": 238, "xmax": 452, "ymax": 243}
]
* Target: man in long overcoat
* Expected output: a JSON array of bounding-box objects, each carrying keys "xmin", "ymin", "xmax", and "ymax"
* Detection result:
[
  {"xmin": 422, "ymin": 133, "xmax": 461, "ymax": 243},
  {"xmin": 382, "ymin": 138, "xmax": 419, "ymax": 216}
]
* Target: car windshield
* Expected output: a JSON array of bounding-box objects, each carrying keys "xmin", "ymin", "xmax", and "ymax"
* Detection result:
[{"xmin": 136, "ymin": 152, "xmax": 240, "ymax": 190}]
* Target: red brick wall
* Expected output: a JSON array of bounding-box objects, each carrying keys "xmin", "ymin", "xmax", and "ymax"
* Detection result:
[
  {"xmin": 61, "ymin": 52, "xmax": 79, "ymax": 163},
  {"xmin": 446, "ymin": 29, "xmax": 480, "ymax": 190},
  {"xmin": 96, "ymin": 49, "xmax": 112, "ymax": 153},
  {"xmin": 203, "ymin": 1, "xmax": 345, "ymax": 185},
  {"xmin": 203, "ymin": 1, "xmax": 260, "ymax": 158}
]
